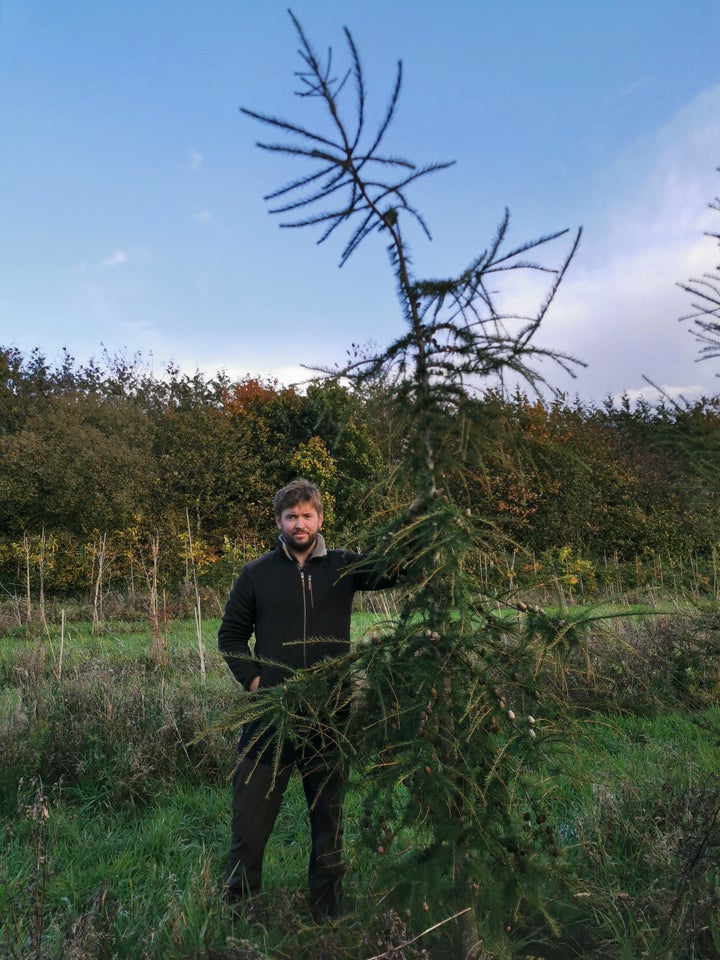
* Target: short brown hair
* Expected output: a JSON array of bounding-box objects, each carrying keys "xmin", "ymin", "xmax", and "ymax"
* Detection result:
[{"xmin": 273, "ymin": 478, "xmax": 324, "ymax": 517}]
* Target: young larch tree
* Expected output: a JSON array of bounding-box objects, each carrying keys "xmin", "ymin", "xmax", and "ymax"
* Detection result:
[{"xmin": 229, "ymin": 12, "xmax": 587, "ymax": 957}]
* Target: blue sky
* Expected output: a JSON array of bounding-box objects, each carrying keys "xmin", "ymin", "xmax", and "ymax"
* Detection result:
[{"xmin": 2, "ymin": 0, "xmax": 719, "ymax": 404}]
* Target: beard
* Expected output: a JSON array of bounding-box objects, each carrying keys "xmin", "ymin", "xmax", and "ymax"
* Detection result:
[{"xmin": 282, "ymin": 531, "xmax": 318, "ymax": 554}]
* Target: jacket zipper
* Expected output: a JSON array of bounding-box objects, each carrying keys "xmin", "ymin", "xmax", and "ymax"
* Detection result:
[{"xmin": 300, "ymin": 569, "xmax": 308, "ymax": 667}]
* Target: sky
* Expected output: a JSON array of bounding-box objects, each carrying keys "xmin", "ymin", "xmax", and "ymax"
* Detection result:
[{"xmin": 2, "ymin": 0, "xmax": 719, "ymax": 406}]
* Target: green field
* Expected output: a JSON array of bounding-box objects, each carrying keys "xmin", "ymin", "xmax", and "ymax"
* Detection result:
[{"xmin": 1, "ymin": 610, "xmax": 719, "ymax": 959}]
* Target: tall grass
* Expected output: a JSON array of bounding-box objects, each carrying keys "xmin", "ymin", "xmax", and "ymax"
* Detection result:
[{"xmin": 1, "ymin": 607, "xmax": 718, "ymax": 958}]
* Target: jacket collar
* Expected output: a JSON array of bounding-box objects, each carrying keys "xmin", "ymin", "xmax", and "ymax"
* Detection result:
[{"xmin": 278, "ymin": 532, "xmax": 327, "ymax": 564}]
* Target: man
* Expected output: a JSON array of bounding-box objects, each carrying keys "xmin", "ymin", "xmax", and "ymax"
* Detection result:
[{"xmin": 218, "ymin": 478, "xmax": 395, "ymax": 920}]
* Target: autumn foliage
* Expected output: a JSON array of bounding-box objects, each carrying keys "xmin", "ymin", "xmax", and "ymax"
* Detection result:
[{"xmin": 1, "ymin": 345, "xmax": 719, "ymax": 610}]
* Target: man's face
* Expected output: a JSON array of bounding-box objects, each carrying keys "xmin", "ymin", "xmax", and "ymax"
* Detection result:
[{"xmin": 276, "ymin": 500, "xmax": 323, "ymax": 555}]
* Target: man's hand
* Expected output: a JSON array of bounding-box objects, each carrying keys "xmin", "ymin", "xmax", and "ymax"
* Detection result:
[{"xmin": 248, "ymin": 675, "xmax": 260, "ymax": 692}]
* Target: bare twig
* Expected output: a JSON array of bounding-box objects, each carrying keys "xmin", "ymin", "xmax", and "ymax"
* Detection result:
[{"xmin": 362, "ymin": 907, "xmax": 474, "ymax": 960}]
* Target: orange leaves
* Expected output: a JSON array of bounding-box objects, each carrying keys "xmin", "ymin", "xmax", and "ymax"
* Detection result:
[{"xmin": 221, "ymin": 377, "xmax": 294, "ymax": 416}]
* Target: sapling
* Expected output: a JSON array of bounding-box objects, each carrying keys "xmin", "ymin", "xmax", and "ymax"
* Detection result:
[{"xmin": 228, "ymin": 12, "xmax": 586, "ymax": 956}]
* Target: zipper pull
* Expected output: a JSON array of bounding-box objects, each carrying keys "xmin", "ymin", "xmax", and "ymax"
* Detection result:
[{"xmin": 308, "ymin": 573, "xmax": 313, "ymax": 608}]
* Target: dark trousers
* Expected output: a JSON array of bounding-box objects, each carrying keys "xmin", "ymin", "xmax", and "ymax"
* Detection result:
[{"xmin": 224, "ymin": 741, "xmax": 346, "ymax": 919}]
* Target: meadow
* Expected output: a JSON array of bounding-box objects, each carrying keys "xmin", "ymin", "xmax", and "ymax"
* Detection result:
[{"xmin": 1, "ymin": 603, "xmax": 719, "ymax": 960}]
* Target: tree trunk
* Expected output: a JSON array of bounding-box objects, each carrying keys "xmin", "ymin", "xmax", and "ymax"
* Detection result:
[{"xmin": 453, "ymin": 842, "xmax": 481, "ymax": 960}]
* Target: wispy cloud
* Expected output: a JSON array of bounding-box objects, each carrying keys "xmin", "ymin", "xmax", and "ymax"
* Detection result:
[
  {"xmin": 73, "ymin": 247, "xmax": 147, "ymax": 274},
  {"xmin": 188, "ymin": 149, "xmax": 203, "ymax": 171},
  {"xmin": 174, "ymin": 351, "xmax": 310, "ymax": 389},
  {"xmin": 617, "ymin": 78, "xmax": 650, "ymax": 101},
  {"xmin": 623, "ymin": 382, "xmax": 710, "ymax": 405},
  {"xmin": 193, "ymin": 208, "xmax": 212, "ymax": 224},
  {"xmin": 100, "ymin": 249, "xmax": 129, "ymax": 269}
]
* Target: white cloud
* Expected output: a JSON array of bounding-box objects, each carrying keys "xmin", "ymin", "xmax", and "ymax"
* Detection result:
[
  {"xmin": 118, "ymin": 319, "xmax": 155, "ymax": 335},
  {"xmin": 189, "ymin": 149, "xmax": 203, "ymax": 171},
  {"xmin": 623, "ymin": 382, "xmax": 711, "ymax": 405},
  {"xmin": 209, "ymin": 359, "xmax": 311, "ymax": 388},
  {"xmin": 99, "ymin": 249, "xmax": 129, "ymax": 269},
  {"xmin": 618, "ymin": 78, "xmax": 649, "ymax": 100},
  {"xmin": 73, "ymin": 247, "xmax": 148, "ymax": 274},
  {"xmin": 541, "ymin": 85, "xmax": 720, "ymax": 403},
  {"xmin": 193, "ymin": 208, "xmax": 212, "ymax": 224}
]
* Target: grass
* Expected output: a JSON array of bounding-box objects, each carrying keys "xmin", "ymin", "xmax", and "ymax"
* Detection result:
[
  {"xmin": 1, "ymin": 606, "xmax": 719, "ymax": 958},
  {"xmin": 3, "ymin": 786, "xmax": 227, "ymax": 957}
]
